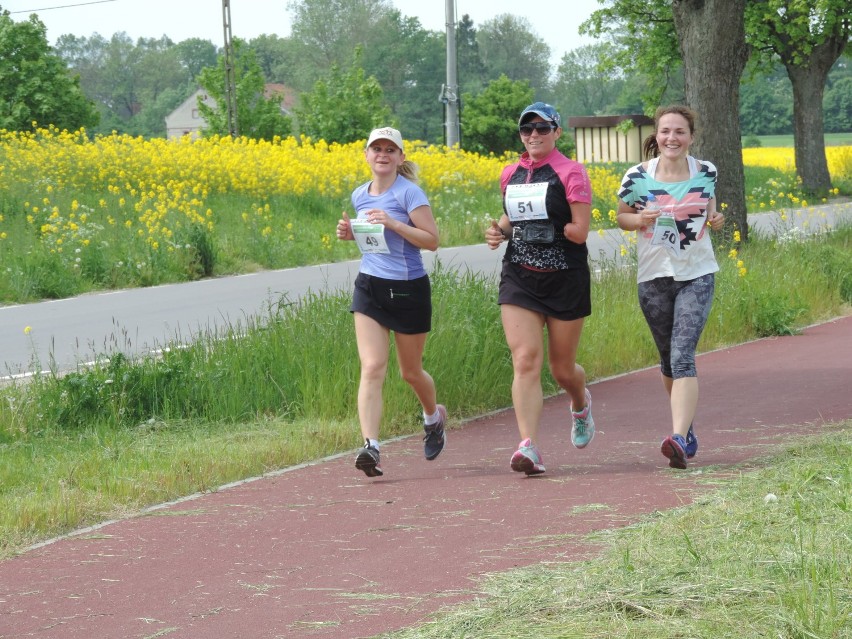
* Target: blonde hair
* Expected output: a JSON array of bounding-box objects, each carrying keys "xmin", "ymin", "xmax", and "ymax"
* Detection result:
[
  {"xmin": 398, "ymin": 159, "xmax": 419, "ymax": 183},
  {"xmin": 642, "ymin": 105, "xmax": 698, "ymax": 160}
]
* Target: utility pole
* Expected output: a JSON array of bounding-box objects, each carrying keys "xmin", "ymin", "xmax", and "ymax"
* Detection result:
[
  {"xmin": 222, "ymin": 0, "xmax": 238, "ymax": 137},
  {"xmin": 441, "ymin": 0, "xmax": 460, "ymax": 147}
]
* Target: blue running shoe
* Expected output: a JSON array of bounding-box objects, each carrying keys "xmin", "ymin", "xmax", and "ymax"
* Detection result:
[
  {"xmin": 661, "ymin": 433, "xmax": 688, "ymax": 469},
  {"xmin": 510, "ymin": 438, "xmax": 545, "ymax": 475},
  {"xmin": 571, "ymin": 388, "xmax": 595, "ymax": 449},
  {"xmin": 685, "ymin": 423, "xmax": 698, "ymax": 459}
]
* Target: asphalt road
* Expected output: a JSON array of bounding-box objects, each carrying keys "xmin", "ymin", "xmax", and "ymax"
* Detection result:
[{"xmin": 2, "ymin": 202, "xmax": 849, "ymax": 379}]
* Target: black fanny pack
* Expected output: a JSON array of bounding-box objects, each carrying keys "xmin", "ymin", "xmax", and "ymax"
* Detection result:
[{"xmin": 513, "ymin": 222, "xmax": 555, "ymax": 244}]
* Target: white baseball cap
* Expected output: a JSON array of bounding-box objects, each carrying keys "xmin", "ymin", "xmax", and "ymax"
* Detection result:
[{"xmin": 366, "ymin": 127, "xmax": 404, "ymax": 152}]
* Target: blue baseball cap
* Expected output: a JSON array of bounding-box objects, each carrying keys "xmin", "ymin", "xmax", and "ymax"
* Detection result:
[{"xmin": 519, "ymin": 102, "xmax": 561, "ymax": 127}]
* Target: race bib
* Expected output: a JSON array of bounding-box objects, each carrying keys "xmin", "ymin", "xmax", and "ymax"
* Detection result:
[
  {"xmin": 351, "ymin": 221, "xmax": 390, "ymax": 254},
  {"xmin": 504, "ymin": 182, "xmax": 549, "ymax": 222},
  {"xmin": 650, "ymin": 214, "xmax": 680, "ymax": 256}
]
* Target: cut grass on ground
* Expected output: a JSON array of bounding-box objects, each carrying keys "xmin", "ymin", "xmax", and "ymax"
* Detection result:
[{"xmin": 382, "ymin": 423, "xmax": 852, "ymax": 639}]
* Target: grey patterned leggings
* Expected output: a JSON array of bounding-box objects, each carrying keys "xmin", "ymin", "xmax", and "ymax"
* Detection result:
[{"xmin": 638, "ymin": 273, "xmax": 715, "ymax": 379}]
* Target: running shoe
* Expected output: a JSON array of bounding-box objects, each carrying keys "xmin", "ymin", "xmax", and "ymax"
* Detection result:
[
  {"xmin": 355, "ymin": 440, "xmax": 383, "ymax": 477},
  {"xmin": 685, "ymin": 423, "xmax": 698, "ymax": 459},
  {"xmin": 571, "ymin": 388, "xmax": 595, "ymax": 449},
  {"xmin": 661, "ymin": 433, "xmax": 688, "ymax": 469},
  {"xmin": 510, "ymin": 438, "xmax": 546, "ymax": 475},
  {"xmin": 423, "ymin": 404, "xmax": 447, "ymax": 460}
]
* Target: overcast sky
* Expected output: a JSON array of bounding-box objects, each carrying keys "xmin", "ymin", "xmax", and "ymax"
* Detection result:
[{"xmin": 6, "ymin": 0, "xmax": 602, "ymax": 66}]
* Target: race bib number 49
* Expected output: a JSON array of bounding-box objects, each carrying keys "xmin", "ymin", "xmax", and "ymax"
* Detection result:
[
  {"xmin": 504, "ymin": 182, "xmax": 549, "ymax": 222},
  {"xmin": 351, "ymin": 221, "xmax": 390, "ymax": 254}
]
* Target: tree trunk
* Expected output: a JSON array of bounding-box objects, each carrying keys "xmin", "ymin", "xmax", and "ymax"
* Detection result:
[
  {"xmin": 785, "ymin": 38, "xmax": 847, "ymax": 197},
  {"xmin": 672, "ymin": 0, "xmax": 750, "ymax": 240}
]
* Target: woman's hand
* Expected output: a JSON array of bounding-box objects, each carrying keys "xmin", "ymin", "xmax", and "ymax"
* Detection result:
[
  {"xmin": 336, "ymin": 211, "xmax": 354, "ymax": 241},
  {"xmin": 486, "ymin": 219, "xmax": 505, "ymax": 250},
  {"xmin": 707, "ymin": 210, "xmax": 725, "ymax": 231}
]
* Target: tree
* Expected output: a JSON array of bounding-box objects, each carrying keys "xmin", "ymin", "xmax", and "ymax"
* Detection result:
[
  {"xmin": 745, "ymin": 0, "xmax": 851, "ymax": 196},
  {"xmin": 0, "ymin": 10, "xmax": 99, "ymax": 132},
  {"xmin": 287, "ymin": 0, "xmax": 396, "ymax": 83},
  {"xmin": 198, "ymin": 38, "xmax": 292, "ymax": 140},
  {"xmin": 294, "ymin": 48, "xmax": 390, "ymax": 144},
  {"xmin": 739, "ymin": 62, "xmax": 793, "ymax": 135},
  {"xmin": 476, "ymin": 15, "xmax": 552, "ymax": 95},
  {"xmin": 460, "ymin": 75, "xmax": 534, "ymax": 155},
  {"xmin": 824, "ymin": 56, "xmax": 852, "ymax": 132},
  {"xmin": 671, "ymin": 0, "xmax": 750, "ymax": 237},
  {"xmin": 456, "ymin": 14, "xmax": 488, "ymax": 96},
  {"xmin": 582, "ymin": 0, "xmax": 750, "ymax": 238},
  {"xmin": 552, "ymin": 43, "xmax": 627, "ymax": 118}
]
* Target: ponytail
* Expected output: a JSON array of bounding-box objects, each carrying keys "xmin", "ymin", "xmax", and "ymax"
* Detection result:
[{"xmin": 398, "ymin": 159, "xmax": 420, "ymax": 184}]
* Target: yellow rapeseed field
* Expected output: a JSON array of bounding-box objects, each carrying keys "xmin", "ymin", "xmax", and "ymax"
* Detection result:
[{"xmin": 0, "ymin": 125, "xmax": 849, "ymax": 294}]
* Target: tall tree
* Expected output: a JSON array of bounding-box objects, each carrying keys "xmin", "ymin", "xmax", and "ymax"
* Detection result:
[
  {"xmin": 287, "ymin": 0, "xmax": 395, "ymax": 80},
  {"xmin": 552, "ymin": 43, "xmax": 627, "ymax": 117},
  {"xmin": 671, "ymin": 0, "xmax": 750, "ymax": 237},
  {"xmin": 359, "ymin": 11, "xmax": 444, "ymax": 142},
  {"xmin": 745, "ymin": 0, "xmax": 851, "ymax": 195},
  {"xmin": 476, "ymin": 15, "xmax": 552, "ymax": 95},
  {"xmin": 0, "ymin": 10, "xmax": 99, "ymax": 132},
  {"xmin": 294, "ymin": 48, "xmax": 390, "ymax": 144},
  {"xmin": 583, "ymin": 0, "xmax": 750, "ymax": 238},
  {"xmin": 456, "ymin": 14, "xmax": 487, "ymax": 96},
  {"xmin": 460, "ymin": 75, "xmax": 534, "ymax": 155},
  {"xmin": 198, "ymin": 38, "xmax": 292, "ymax": 140}
]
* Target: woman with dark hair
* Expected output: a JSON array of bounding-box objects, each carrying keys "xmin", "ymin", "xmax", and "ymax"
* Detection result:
[
  {"xmin": 484, "ymin": 102, "xmax": 595, "ymax": 476},
  {"xmin": 616, "ymin": 105, "xmax": 726, "ymax": 469}
]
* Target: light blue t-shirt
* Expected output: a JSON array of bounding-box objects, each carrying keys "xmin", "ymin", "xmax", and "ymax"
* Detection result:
[{"xmin": 350, "ymin": 174, "xmax": 431, "ymax": 280}]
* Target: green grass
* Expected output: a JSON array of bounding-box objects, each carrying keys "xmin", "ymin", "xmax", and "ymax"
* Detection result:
[
  {"xmin": 1, "ymin": 224, "xmax": 850, "ymax": 559},
  {"xmin": 380, "ymin": 426, "xmax": 852, "ymax": 639},
  {"xmin": 745, "ymin": 132, "xmax": 852, "ymax": 147}
]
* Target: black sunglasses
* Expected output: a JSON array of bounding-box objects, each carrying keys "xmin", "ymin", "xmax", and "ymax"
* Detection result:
[{"xmin": 519, "ymin": 122, "xmax": 557, "ymax": 136}]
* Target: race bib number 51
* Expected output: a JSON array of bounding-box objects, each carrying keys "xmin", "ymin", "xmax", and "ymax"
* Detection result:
[{"xmin": 504, "ymin": 182, "xmax": 549, "ymax": 222}]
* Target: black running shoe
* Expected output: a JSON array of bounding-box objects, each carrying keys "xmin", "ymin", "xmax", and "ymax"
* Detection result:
[
  {"xmin": 355, "ymin": 441, "xmax": 383, "ymax": 477},
  {"xmin": 423, "ymin": 404, "xmax": 447, "ymax": 460}
]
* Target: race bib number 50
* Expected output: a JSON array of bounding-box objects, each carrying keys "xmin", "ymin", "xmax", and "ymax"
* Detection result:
[
  {"xmin": 650, "ymin": 214, "xmax": 680, "ymax": 256},
  {"xmin": 504, "ymin": 182, "xmax": 549, "ymax": 222}
]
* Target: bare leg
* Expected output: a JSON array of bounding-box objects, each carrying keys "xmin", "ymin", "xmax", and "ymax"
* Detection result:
[
  {"xmin": 501, "ymin": 304, "xmax": 546, "ymax": 442},
  {"xmin": 393, "ymin": 331, "xmax": 436, "ymax": 414},
  {"xmin": 354, "ymin": 312, "xmax": 390, "ymax": 441}
]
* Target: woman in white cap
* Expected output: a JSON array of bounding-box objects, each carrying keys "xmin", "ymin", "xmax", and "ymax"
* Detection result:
[
  {"xmin": 484, "ymin": 102, "xmax": 595, "ymax": 476},
  {"xmin": 336, "ymin": 127, "xmax": 447, "ymax": 478}
]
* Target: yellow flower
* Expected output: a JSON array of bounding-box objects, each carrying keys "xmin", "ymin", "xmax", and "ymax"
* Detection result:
[
  {"xmin": 728, "ymin": 248, "xmax": 738, "ymax": 259},
  {"xmin": 733, "ymin": 230, "xmax": 741, "ymax": 243},
  {"xmin": 24, "ymin": 326, "xmax": 32, "ymax": 335}
]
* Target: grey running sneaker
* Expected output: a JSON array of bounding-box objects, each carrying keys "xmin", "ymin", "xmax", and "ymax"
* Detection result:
[
  {"xmin": 571, "ymin": 388, "xmax": 595, "ymax": 449},
  {"xmin": 355, "ymin": 440, "xmax": 383, "ymax": 477},
  {"xmin": 510, "ymin": 438, "xmax": 546, "ymax": 475},
  {"xmin": 423, "ymin": 404, "xmax": 447, "ymax": 460}
]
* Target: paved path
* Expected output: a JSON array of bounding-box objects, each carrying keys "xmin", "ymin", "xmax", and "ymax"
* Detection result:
[
  {"xmin": 1, "ymin": 315, "xmax": 850, "ymax": 639},
  {"xmin": 3, "ymin": 200, "xmax": 849, "ymax": 379}
]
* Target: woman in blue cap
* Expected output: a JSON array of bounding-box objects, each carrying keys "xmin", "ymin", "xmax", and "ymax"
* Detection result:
[{"xmin": 484, "ymin": 102, "xmax": 595, "ymax": 476}]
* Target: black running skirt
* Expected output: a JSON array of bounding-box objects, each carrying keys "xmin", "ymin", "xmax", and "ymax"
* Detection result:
[{"xmin": 351, "ymin": 272, "xmax": 432, "ymax": 334}]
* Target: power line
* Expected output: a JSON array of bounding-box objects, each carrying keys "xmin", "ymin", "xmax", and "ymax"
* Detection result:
[{"xmin": 10, "ymin": 0, "xmax": 118, "ymax": 14}]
